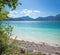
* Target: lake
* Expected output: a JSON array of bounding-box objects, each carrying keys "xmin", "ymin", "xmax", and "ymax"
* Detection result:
[{"xmin": 3, "ymin": 21, "xmax": 60, "ymax": 46}]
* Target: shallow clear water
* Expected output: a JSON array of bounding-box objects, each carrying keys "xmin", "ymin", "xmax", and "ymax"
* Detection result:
[{"xmin": 3, "ymin": 21, "xmax": 60, "ymax": 46}]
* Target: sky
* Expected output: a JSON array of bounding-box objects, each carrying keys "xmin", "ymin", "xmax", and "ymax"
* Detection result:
[{"xmin": 6, "ymin": 0, "xmax": 60, "ymax": 18}]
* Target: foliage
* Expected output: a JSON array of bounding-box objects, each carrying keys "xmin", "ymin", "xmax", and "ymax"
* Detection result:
[
  {"xmin": 0, "ymin": 22, "xmax": 13, "ymax": 55},
  {"xmin": 0, "ymin": 0, "xmax": 21, "ymax": 55},
  {"xmin": 0, "ymin": 11, "xmax": 9, "ymax": 21},
  {"xmin": 0, "ymin": 0, "xmax": 22, "ymax": 11}
]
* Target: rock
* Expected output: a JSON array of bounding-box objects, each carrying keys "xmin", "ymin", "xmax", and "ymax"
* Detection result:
[
  {"xmin": 20, "ymin": 48, "xmax": 25, "ymax": 54},
  {"xmin": 55, "ymin": 51, "xmax": 60, "ymax": 55}
]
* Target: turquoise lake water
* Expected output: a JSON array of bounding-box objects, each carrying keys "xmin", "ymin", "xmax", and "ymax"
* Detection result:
[{"xmin": 3, "ymin": 21, "xmax": 60, "ymax": 46}]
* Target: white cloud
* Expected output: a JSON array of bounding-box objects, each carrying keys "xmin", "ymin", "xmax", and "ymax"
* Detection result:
[
  {"xmin": 8, "ymin": 9, "xmax": 41, "ymax": 18},
  {"xmin": 8, "ymin": 10, "xmax": 21, "ymax": 18},
  {"xmin": 21, "ymin": 9, "xmax": 32, "ymax": 16}
]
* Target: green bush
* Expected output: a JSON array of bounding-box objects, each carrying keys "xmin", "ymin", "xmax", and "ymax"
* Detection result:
[{"xmin": 0, "ymin": 0, "xmax": 21, "ymax": 55}]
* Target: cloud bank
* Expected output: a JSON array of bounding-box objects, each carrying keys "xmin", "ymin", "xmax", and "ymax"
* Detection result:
[{"xmin": 8, "ymin": 9, "xmax": 40, "ymax": 18}]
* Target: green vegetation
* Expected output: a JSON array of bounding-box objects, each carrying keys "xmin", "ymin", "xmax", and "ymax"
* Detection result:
[{"xmin": 0, "ymin": 0, "xmax": 21, "ymax": 55}]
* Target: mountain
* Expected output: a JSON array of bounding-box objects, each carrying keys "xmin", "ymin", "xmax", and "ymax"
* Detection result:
[
  {"xmin": 36, "ymin": 16, "xmax": 54, "ymax": 21},
  {"xmin": 36, "ymin": 14, "xmax": 60, "ymax": 21},
  {"xmin": 7, "ymin": 16, "xmax": 34, "ymax": 21},
  {"xmin": 6, "ymin": 14, "xmax": 60, "ymax": 21},
  {"xmin": 55, "ymin": 14, "xmax": 60, "ymax": 20},
  {"xmin": 18, "ymin": 16, "xmax": 34, "ymax": 21}
]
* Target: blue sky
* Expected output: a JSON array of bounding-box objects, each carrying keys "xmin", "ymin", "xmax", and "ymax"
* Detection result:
[{"xmin": 6, "ymin": 0, "xmax": 60, "ymax": 18}]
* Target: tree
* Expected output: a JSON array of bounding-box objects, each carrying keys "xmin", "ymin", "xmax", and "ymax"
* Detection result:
[{"xmin": 0, "ymin": 0, "xmax": 21, "ymax": 55}]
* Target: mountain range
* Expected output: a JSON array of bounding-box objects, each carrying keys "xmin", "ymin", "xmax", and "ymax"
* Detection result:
[{"xmin": 7, "ymin": 14, "xmax": 60, "ymax": 21}]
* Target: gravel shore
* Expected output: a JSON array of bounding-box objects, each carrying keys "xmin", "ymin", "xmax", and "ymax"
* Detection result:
[{"xmin": 15, "ymin": 40, "xmax": 60, "ymax": 55}]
